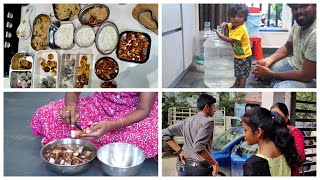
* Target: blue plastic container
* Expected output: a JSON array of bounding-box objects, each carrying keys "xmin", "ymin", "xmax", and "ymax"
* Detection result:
[{"xmin": 245, "ymin": 13, "xmax": 261, "ymax": 37}]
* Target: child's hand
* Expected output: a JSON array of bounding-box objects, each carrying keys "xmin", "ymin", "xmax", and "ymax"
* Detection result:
[
  {"xmin": 213, "ymin": 29, "xmax": 223, "ymax": 38},
  {"xmin": 220, "ymin": 22, "xmax": 227, "ymax": 29}
]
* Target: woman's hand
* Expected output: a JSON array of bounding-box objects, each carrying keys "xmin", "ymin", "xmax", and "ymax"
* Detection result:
[
  {"xmin": 80, "ymin": 121, "xmax": 118, "ymax": 140},
  {"xmin": 61, "ymin": 92, "xmax": 81, "ymax": 125},
  {"xmin": 59, "ymin": 105, "xmax": 80, "ymax": 125}
]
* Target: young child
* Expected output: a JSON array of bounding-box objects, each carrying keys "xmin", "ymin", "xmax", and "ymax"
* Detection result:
[
  {"xmin": 241, "ymin": 107, "xmax": 301, "ymax": 176},
  {"xmin": 162, "ymin": 93, "xmax": 219, "ymax": 176},
  {"xmin": 214, "ymin": 4, "xmax": 252, "ymax": 88}
]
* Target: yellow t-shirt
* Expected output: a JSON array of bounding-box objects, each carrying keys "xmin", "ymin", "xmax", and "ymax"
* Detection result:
[
  {"xmin": 256, "ymin": 153, "xmax": 291, "ymax": 176},
  {"xmin": 228, "ymin": 23, "xmax": 252, "ymax": 59}
]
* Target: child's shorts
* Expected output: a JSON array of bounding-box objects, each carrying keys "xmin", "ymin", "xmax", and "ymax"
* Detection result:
[{"xmin": 234, "ymin": 56, "xmax": 252, "ymax": 78}]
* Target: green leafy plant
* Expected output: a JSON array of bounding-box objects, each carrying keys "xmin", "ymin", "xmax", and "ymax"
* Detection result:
[
  {"xmin": 219, "ymin": 92, "xmax": 245, "ymax": 116},
  {"xmin": 270, "ymin": 3, "xmax": 283, "ymax": 27}
]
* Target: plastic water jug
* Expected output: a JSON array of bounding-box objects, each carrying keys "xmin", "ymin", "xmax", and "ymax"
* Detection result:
[
  {"xmin": 194, "ymin": 22, "xmax": 213, "ymax": 72},
  {"xmin": 203, "ymin": 32, "xmax": 235, "ymax": 88}
]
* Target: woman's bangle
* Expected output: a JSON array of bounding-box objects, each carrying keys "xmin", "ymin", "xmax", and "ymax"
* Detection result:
[{"xmin": 119, "ymin": 118, "xmax": 124, "ymax": 129}]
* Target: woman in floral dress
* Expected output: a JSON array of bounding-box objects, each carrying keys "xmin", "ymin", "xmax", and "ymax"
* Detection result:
[{"xmin": 30, "ymin": 92, "xmax": 158, "ymax": 158}]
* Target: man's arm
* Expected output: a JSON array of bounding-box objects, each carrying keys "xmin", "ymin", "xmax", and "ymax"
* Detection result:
[
  {"xmin": 166, "ymin": 139, "xmax": 182, "ymax": 152},
  {"xmin": 162, "ymin": 121, "xmax": 184, "ymax": 150},
  {"xmin": 198, "ymin": 149, "xmax": 219, "ymax": 175},
  {"xmin": 162, "ymin": 121, "xmax": 186, "ymax": 162},
  {"xmin": 270, "ymin": 58, "xmax": 316, "ymax": 82},
  {"xmin": 268, "ymin": 41, "xmax": 293, "ymax": 64}
]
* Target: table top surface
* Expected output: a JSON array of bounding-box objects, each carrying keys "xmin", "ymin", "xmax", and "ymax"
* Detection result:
[{"xmin": 5, "ymin": 4, "xmax": 158, "ymax": 88}]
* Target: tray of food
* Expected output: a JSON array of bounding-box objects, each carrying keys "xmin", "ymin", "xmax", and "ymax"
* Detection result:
[
  {"xmin": 78, "ymin": 4, "xmax": 109, "ymax": 27},
  {"xmin": 34, "ymin": 50, "xmax": 59, "ymax": 88},
  {"xmin": 76, "ymin": 54, "xmax": 91, "ymax": 88},
  {"xmin": 95, "ymin": 56, "xmax": 119, "ymax": 81},
  {"xmin": 9, "ymin": 53, "xmax": 34, "ymax": 88},
  {"xmin": 116, "ymin": 31, "xmax": 151, "ymax": 63},
  {"xmin": 59, "ymin": 54, "xmax": 77, "ymax": 88},
  {"xmin": 95, "ymin": 21, "xmax": 119, "ymax": 54},
  {"xmin": 52, "ymin": 4, "xmax": 81, "ymax": 21},
  {"xmin": 31, "ymin": 14, "xmax": 51, "ymax": 51},
  {"xmin": 49, "ymin": 21, "xmax": 75, "ymax": 50},
  {"xmin": 74, "ymin": 25, "xmax": 95, "ymax": 48}
]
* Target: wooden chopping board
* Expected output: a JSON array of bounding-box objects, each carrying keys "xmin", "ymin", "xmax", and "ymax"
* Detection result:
[{"xmin": 132, "ymin": 4, "xmax": 158, "ymax": 35}]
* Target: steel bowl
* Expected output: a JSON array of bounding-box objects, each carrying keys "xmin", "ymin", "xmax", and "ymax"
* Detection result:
[
  {"xmin": 74, "ymin": 25, "xmax": 95, "ymax": 48},
  {"xmin": 78, "ymin": 4, "xmax": 110, "ymax": 27},
  {"xmin": 94, "ymin": 56, "xmax": 119, "ymax": 81},
  {"xmin": 97, "ymin": 143, "xmax": 145, "ymax": 176},
  {"xmin": 40, "ymin": 138, "xmax": 97, "ymax": 175}
]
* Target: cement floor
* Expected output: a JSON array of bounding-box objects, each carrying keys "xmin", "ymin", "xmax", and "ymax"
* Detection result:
[{"xmin": 4, "ymin": 92, "xmax": 158, "ymax": 176}]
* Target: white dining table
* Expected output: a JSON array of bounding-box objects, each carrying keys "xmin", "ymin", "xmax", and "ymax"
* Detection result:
[{"xmin": 4, "ymin": 3, "xmax": 158, "ymax": 88}]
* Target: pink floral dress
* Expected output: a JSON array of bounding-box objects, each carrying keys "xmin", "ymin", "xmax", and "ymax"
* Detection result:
[{"xmin": 30, "ymin": 92, "xmax": 158, "ymax": 158}]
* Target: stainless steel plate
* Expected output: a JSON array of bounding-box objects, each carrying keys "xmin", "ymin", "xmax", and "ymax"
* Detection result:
[{"xmin": 48, "ymin": 21, "xmax": 75, "ymax": 50}]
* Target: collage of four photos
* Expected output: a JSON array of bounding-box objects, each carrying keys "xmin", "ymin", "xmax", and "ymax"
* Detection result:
[{"xmin": 2, "ymin": 1, "xmax": 318, "ymax": 177}]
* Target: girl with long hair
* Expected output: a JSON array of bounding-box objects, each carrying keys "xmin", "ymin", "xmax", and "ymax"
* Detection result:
[
  {"xmin": 271, "ymin": 103, "xmax": 305, "ymax": 176},
  {"xmin": 242, "ymin": 107, "xmax": 301, "ymax": 176}
]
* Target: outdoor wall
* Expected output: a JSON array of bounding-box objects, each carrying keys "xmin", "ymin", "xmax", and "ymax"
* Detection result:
[{"xmin": 260, "ymin": 31, "xmax": 290, "ymax": 48}]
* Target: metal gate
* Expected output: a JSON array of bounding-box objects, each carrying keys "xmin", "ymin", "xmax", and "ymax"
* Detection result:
[{"xmin": 290, "ymin": 92, "xmax": 316, "ymax": 176}]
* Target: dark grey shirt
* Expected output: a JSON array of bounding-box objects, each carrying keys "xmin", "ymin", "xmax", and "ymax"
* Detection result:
[{"xmin": 162, "ymin": 112, "xmax": 214, "ymax": 161}]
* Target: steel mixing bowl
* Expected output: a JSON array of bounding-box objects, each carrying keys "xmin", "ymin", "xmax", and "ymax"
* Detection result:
[
  {"xmin": 97, "ymin": 143, "xmax": 145, "ymax": 176},
  {"xmin": 40, "ymin": 138, "xmax": 97, "ymax": 175}
]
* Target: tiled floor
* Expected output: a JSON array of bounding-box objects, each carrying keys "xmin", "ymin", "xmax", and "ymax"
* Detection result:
[{"xmin": 4, "ymin": 92, "xmax": 158, "ymax": 176}]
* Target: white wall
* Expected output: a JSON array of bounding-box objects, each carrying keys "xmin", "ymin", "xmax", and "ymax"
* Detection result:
[
  {"xmin": 162, "ymin": 4, "xmax": 181, "ymax": 32},
  {"xmin": 261, "ymin": 92, "xmax": 274, "ymax": 109},
  {"xmin": 162, "ymin": 4, "xmax": 197, "ymax": 87},
  {"xmin": 181, "ymin": 4, "xmax": 197, "ymax": 69},
  {"xmin": 162, "ymin": 32, "xmax": 184, "ymax": 88},
  {"xmin": 260, "ymin": 31, "xmax": 289, "ymax": 48}
]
